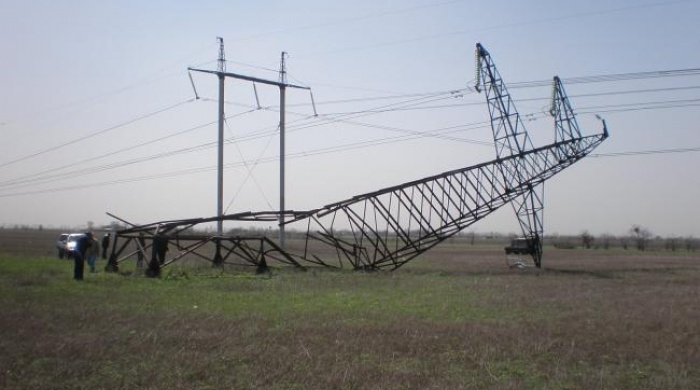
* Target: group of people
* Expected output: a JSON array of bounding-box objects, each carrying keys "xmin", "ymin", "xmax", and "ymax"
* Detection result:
[{"xmin": 73, "ymin": 232, "xmax": 110, "ymax": 281}]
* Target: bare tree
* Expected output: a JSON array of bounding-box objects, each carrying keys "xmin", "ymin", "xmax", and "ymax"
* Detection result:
[
  {"xmin": 620, "ymin": 236, "xmax": 629, "ymax": 250},
  {"xmin": 581, "ymin": 230, "xmax": 594, "ymax": 249},
  {"xmin": 630, "ymin": 225, "xmax": 652, "ymax": 251},
  {"xmin": 665, "ymin": 237, "xmax": 678, "ymax": 252},
  {"xmin": 599, "ymin": 234, "xmax": 614, "ymax": 250}
]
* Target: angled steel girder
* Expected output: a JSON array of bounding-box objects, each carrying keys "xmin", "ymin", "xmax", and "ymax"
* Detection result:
[
  {"xmin": 284, "ymin": 133, "xmax": 606, "ymax": 270},
  {"xmin": 104, "ymin": 212, "xmax": 311, "ymax": 275},
  {"xmin": 279, "ymin": 43, "xmax": 607, "ymax": 270},
  {"xmin": 107, "ymin": 43, "xmax": 607, "ymax": 274}
]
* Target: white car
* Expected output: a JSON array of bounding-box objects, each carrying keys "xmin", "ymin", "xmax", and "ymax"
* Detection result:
[{"xmin": 56, "ymin": 233, "xmax": 85, "ymax": 258}]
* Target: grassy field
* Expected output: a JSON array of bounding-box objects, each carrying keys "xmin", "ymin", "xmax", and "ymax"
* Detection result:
[{"xmin": 1, "ymin": 229, "xmax": 698, "ymax": 389}]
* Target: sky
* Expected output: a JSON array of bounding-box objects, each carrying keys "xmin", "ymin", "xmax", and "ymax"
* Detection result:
[{"xmin": 1, "ymin": 0, "xmax": 699, "ymax": 238}]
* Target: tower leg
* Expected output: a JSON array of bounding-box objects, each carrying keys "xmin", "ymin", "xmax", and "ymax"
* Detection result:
[{"xmin": 511, "ymin": 184, "xmax": 544, "ymax": 268}]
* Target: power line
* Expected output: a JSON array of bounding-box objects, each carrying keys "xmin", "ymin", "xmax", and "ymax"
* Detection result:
[
  {"xmin": 7, "ymin": 86, "xmax": 696, "ymax": 192},
  {"xmin": 4, "ymin": 66, "xmax": 700, "ymax": 195},
  {"xmin": 5, "ymin": 90, "xmax": 459, "ymax": 190},
  {"xmin": 579, "ymin": 98, "xmax": 700, "ymax": 112},
  {"xmin": 0, "ymin": 119, "xmax": 215, "ymax": 189},
  {"xmin": 222, "ymin": 117, "xmax": 276, "ymax": 213},
  {"xmin": 0, "ymin": 109, "xmax": 260, "ymax": 190},
  {"xmin": 0, "ymin": 98, "xmax": 195, "ymax": 170},
  {"xmin": 300, "ymin": 0, "xmax": 696, "ymax": 58},
  {"xmin": 286, "ymin": 89, "xmax": 473, "ymax": 108},
  {"xmin": 3, "ymin": 129, "xmax": 697, "ymax": 199},
  {"xmin": 0, "ymin": 87, "xmax": 493, "ymax": 195},
  {"xmin": 509, "ymin": 67, "xmax": 700, "ymax": 89},
  {"xmin": 591, "ymin": 146, "xmax": 700, "ymax": 158},
  {"xmin": 1, "ymin": 50, "xmax": 216, "ymax": 129},
  {"xmin": 12, "ymin": 65, "xmax": 693, "ymax": 171},
  {"xmin": 199, "ymin": 88, "xmax": 472, "ymax": 145},
  {"xmin": 272, "ymin": 79, "xmax": 700, "ymax": 112},
  {"xmin": 0, "ymin": 120, "xmax": 491, "ymax": 198},
  {"xmin": 3, "ymin": 90, "xmax": 697, "ymax": 193},
  {"xmin": 227, "ymin": 0, "xmax": 469, "ymax": 45},
  {"xmin": 2, "ymin": 76, "xmax": 698, "ymax": 196}
]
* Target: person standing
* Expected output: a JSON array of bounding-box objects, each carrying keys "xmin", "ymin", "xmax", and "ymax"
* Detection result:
[
  {"xmin": 85, "ymin": 232, "xmax": 99, "ymax": 273},
  {"xmin": 73, "ymin": 233, "xmax": 92, "ymax": 280},
  {"xmin": 101, "ymin": 233, "xmax": 110, "ymax": 259}
]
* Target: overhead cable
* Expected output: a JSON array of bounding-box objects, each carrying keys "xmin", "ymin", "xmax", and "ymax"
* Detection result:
[{"xmin": 0, "ymin": 98, "xmax": 195, "ymax": 170}]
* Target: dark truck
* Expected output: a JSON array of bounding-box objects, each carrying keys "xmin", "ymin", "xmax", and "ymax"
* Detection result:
[{"xmin": 504, "ymin": 237, "xmax": 537, "ymax": 255}]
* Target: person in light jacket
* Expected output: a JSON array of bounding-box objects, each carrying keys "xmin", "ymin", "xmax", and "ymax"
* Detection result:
[{"xmin": 85, "ymin": 232, "xmax": 100, "ymax": 273}]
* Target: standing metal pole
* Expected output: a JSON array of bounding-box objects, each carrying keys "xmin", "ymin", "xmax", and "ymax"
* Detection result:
[
  {"xmin": 217, "ymin": 73, "xmax": 225, "ymax": 237},
  {"xmin": 278, "ymin": 52, "xmax": 288, "ymax": 249},
  {"xmin": 189, "ymin": 48, "xmax": 312, "ymax": 254},
  {"xmin": 214, "ymin": 37, "xmax": 225, "ymax": 266},
  {"xmin": 211, "ymin": 72, "xmax": 225, "ymax": 266},
  {"xmin": 279, "ymin": 85, "xmax": 286, "ymax": 249},
  {"xmin": 216, "ymin": 38, "xmax": 226, "ymax": 237}
]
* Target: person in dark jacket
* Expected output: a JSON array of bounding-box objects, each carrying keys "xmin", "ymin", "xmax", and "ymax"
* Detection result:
[
  {"xmin": 73, "ymin": 233, "xmax": 92, "ymax": 281},
  {"xmin": 101, "ymin": 233, "xmax": 110, "ymax": 259}
]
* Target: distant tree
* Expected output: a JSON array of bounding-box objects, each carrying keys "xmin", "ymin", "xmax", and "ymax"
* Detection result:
[
  {"xmin": 599, "ymin": 234, "xmax": 614, "ymax": 250},
  {"xmin": 685, "ymin": 236, "xmax": 697, "ymax": 252},
  {"xmin": 665, "ymin": 237, "xmax": 678, "ymax": 252},
  {"xmin": 620, "ymin": 236, "xmax": 629, "ymax": 250},
  {"xmin": 630, "ymin": 225, "xmax": 652, "ymax": 251},
  {"xmin": 581, "ymin": 230, "xmax": 594, "ymax": 249}
]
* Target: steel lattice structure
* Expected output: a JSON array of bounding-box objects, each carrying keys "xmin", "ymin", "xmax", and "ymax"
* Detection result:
[{"xmin": 106, "ymin": 43, "xmax": 608, "ymax": 274}]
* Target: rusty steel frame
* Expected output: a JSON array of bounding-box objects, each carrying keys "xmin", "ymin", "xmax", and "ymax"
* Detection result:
[
  {"xmin": 106, "ymin": 43, "xmax": 608, "ymax": 274},
  {"xmin": 105, "ymin": 212, "xmax": 310, "ymax": 274}
]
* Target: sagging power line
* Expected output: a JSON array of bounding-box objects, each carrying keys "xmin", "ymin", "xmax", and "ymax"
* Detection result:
[
  {"xmin": 2, "ymin": 59, "xmax": 699, "ymax": 201},
  {"xmin": 1, "ymin": 91, "xmax": 698, "ymax": 195}
]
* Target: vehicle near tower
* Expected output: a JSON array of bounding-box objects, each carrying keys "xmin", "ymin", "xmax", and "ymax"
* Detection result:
[{"xmin": 56, "ymin": 233, "xmax": 86, "ymax": 259}]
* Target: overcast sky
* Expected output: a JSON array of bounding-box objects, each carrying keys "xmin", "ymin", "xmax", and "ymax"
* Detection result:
[{"xmin": 1, "ymin": 0, "xmax": 699, "ymax": 237}]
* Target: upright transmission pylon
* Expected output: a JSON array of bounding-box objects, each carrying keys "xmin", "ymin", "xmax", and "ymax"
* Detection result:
[{"xmin": 106, "ymin": 43, "xmax": 608, "ymax": 274}]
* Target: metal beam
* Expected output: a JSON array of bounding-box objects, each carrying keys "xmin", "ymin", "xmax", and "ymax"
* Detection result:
[{"xmin": 188, "ymin": 68, "xmax": 310, "ymax": 90}]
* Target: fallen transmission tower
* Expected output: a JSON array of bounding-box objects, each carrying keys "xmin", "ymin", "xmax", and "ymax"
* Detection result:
[{"xmin": 105, "ymin": 43, "xmax": 608, "ymax": 275}]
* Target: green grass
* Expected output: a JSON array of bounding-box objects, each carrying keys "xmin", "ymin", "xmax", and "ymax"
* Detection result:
[
  {"xmin": 1, "ymin": 255, "xmax": 534, "ymax": 325},
  {"xmin": 1, "ymin": 253, "xmax": 698, "ymax": 389}
]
